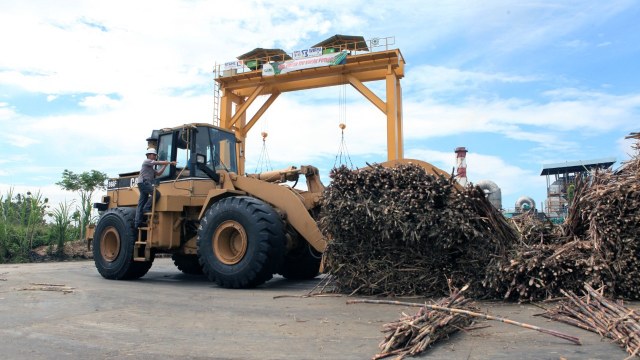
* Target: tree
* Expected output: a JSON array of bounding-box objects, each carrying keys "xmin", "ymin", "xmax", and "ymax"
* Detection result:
[
  {"xmin": 50, "ymin": 201, "xmax": 74, "ymax": 257},
  {"xmin": 56, "ymin": 170, "xmax": 108, "ymax": 241}
]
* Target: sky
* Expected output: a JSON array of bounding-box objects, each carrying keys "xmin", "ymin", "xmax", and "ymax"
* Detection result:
[{"xmin": 1, "ymin": 0, "xmax": 639, "ymax": 215}]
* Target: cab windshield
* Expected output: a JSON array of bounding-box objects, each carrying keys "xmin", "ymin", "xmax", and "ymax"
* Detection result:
[{"xmin": 193, "ymin": 126, "xmax": 237, "ymax": 176}]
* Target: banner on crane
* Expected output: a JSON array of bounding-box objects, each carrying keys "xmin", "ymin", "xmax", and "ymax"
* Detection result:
[
  {"xmin": 223, "ymin": 61, "xmax": 243, "ymax": 70},
  {"xmin": 292, "ymin": 47, "xmax": 322, "ymax": 60},
  {"xmin": 262, "ymin": 50, "xmax": 347, "ymax": 76}
]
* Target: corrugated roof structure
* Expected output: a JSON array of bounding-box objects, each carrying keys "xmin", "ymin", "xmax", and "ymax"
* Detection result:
[
  {"xmin": 540, "ymin": 157, "xmax": 616, "ymax": 176},
  {"xmin": 236, "ymin": 48, "xmax": 291, "ymax": 62},
  {"xmin": 311, "ymin": 34, "xmax": 369, "ymax": 51}
]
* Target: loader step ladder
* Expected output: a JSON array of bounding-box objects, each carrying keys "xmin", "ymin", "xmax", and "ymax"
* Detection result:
[
  {"xmin": 135, "ymin": 189, "xmax": 158, "ymax": 261},
  {"xmin": 135, "ymin": 223, "xmax": 151, "ymax": 261}
]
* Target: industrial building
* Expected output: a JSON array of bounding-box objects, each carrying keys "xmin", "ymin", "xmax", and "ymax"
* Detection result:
[{"xmin": 540, "ymin": 157, "xmax": 616, "ymax": 222}]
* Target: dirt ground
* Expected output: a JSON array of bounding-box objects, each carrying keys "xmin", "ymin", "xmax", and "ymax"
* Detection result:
[
  {"xmin": 29, "ymin": 240, "xmax": 93, "ymax": 262},
  {"xmin": 0, "ymin": 257, "xmax": 635, "ymax": 360}
]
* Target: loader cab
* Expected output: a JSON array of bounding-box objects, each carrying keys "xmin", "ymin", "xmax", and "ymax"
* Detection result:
[{"xmin": 152, "ymin": 124, "xmax": 238, "ymax": 181}]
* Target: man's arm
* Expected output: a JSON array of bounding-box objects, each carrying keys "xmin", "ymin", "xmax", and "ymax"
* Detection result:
[{"xmin": 153, "ymin": 160, "xmax": 177, "ymax": 176}]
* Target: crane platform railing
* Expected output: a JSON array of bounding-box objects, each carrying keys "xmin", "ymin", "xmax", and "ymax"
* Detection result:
[{"xmin": 213, "ymin": 36, "xmax": 395, "ymax": 78}]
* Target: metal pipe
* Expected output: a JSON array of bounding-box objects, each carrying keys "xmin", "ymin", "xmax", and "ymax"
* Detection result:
[
  {"xmin": 246, "ymin": 166, "xmax": 299, "ymax": 183},
  {"xmin": 476, "ymin": 179, "xmax": 502, "ymax": 210}
]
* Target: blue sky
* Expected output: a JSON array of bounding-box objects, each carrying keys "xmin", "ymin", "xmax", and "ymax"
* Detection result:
[{"xmin": 0, "ymin": 0, "xmax": 639, "ymax": 213}]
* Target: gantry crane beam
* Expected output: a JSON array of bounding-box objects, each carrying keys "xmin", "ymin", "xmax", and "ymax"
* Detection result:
[{"xmin": 215, "ymin": 49, "xmax": 405, "ymax": 175}]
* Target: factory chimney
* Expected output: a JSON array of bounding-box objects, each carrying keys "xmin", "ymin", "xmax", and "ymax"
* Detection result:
[{"xmin": 455, "ymin": 147, "xmax": 468, "ymax": 187}]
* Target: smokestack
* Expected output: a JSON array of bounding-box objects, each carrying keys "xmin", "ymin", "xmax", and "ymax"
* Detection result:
[{"xmin": 455, "ymin": 147, "xmax": 468, "ymax": 187}]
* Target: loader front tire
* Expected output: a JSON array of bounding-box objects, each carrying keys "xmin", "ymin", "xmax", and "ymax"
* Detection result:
[
  {"xmin": 197, "ymin": 196, "xmax": 285, "ymax": 288},
  {"xmin": 93, "ymin": 207, "xmax": 153, "ymax": 280}
]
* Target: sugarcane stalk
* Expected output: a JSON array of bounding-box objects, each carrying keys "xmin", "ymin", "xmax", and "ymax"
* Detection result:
[
  {"xmin": 347, "ymin": 298, "xmax": 581, "ymax": 345},
  {"xmin": 544, "ymin": 284, "xmax": 640, "ymax": 359}
]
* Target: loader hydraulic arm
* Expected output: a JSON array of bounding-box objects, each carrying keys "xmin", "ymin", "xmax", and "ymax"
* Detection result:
[{"xmin": 228, "ymin": 170, "xmax": 327, "ymax": 253}]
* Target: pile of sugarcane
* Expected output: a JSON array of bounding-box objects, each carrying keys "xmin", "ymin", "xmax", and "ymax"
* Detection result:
[
  {"xmin": 319, "ymin": 163, "xmax": 518, "ymax": 297},
  {"xmin": 482, "ymin": 234, "xmax": 612, "ymax": 301},
  {"xmin": 482, "ymin": 212, "xmax": 611, "ymax": 301},
  {"xmin": 540, "ymin": 284, "xmax": 640, "ymax": 358},
  {"xmin": 320, "ymin": 134, "xmax": 640, "ymax": 300},
  {"xmin": 484, "ymin": 133, "xmax": 640, "ymax": 301},
  {"xmin": 562, "ymin": 147, "xmax": 640, "ymax": 299}
]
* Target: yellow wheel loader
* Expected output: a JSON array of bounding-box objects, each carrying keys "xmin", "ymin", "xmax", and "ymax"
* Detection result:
[{"xmin": 92, "ymin": 123, "xmax": 326, "ymax": 288}]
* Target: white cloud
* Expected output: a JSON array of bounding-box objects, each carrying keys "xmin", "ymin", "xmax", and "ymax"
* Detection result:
[
  {"xmin": 5, "ymin": 134, "xmax": 39, "ymax": 147},
  {"xmin": 0, "ymin": 1, "xmax": 364, "ymax": 97},
  {"xmin": 618, "ymin": 135, "xmax": 639, "ymax": 162},
  {"xmin": 79, "ymin": 94, "xmax": 120, "ymax": 110},
  {"xmin": 407, "ymin": 65, "xmax": 538, "ymax": 97},
  {"xmin": 0, "ymin": 102, "xmax": 15, "ymax": 120},
  {"xmin": 403, "ymin": 88, "xmax": 640, "ymax": 142},
  {"xmin": 562, "ymin": 39, "xmax": 589, "ymax": 49}
]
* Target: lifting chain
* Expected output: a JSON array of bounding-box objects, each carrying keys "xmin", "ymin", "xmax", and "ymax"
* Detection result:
[
  {"xmin": 334, "ymin": 82, "xmax": 354, "ymax": 169},
  {"xmin": 254, "ymin": 131, "xmax": 272, "ymax": 174}
]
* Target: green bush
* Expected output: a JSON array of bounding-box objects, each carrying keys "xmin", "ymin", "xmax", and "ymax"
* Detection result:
[
  {"xmin": 1, "ymin": 168, "xmax": 105, "ymax": 263},
  {"xmin": 0, "ymin": 189, "xmax": 49, "ymax": 262}
]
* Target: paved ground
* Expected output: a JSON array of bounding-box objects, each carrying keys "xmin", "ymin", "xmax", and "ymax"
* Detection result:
[{"xmin": 0, "ymin": 258, "xmax": 633, "ymax": 359}]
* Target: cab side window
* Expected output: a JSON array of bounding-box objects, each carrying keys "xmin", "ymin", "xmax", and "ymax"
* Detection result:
[{"xmin": 157, "ymin": 133, "xmax": 174, "ymax": 179}]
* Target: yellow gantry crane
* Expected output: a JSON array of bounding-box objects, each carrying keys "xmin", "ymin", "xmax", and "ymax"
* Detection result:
[{"xmin": 214, "ymin": 35, "xmax": 405, "ymax": 175}]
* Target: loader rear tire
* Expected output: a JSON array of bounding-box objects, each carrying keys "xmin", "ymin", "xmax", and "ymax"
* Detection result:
[
  {"xmin": 93, "ymin": 207, "xmax": 153, "ymax": 280},
  {"xmin": 197, "ymin": 196, "xmax": 285, "ymax": 288},
  {"xmin": 172, "ymin": 254, "xmax": 203, "ymax": 275},
  {"xmin": 279, "ymin": 243, "xmax": 322, "ymax": 280}
]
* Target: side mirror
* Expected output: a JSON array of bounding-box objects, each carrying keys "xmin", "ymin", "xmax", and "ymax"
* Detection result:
[{"xmin": 195, "ymin": 153, "xmax": 219, "ymax": 182}]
